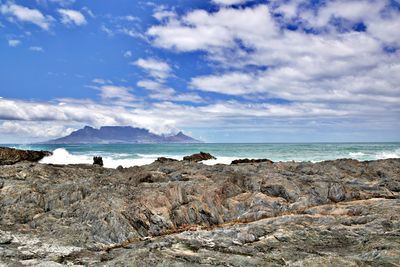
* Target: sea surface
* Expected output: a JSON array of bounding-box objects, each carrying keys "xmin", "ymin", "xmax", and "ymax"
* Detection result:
[{"xmin": 3, "ymin": 143, "xmax": 400, "ymax": 169}]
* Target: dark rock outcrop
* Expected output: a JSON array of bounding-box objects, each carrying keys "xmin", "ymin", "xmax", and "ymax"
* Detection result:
[
  {"xmin": 0, "ymin": 147, "xmax": 51, "ymax": 165},
  {"xmin": 156, "ymin": 157, "xmax": 178, "ymax": 163},
  {"xmin": 93, "ymin": 156, "xmax": 104, "ymax": 166},
  {"xmin": 0, "ymin": 151, "xmax": 399, "ymax": 266},
  {"xmin": 231, "ymin": 158, "xmax": 274, "ymax": 164},
  {"xmin": 183, "ymin": 152, "xmax": 216, "ymax": 162}
]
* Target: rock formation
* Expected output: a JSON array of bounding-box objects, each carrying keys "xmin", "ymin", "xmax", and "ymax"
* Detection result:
[
  {"xmin": 231, "ymin": 158, "xmax": 274, "ymax": 164},
  {"xmin": 183, "ymin": 152, "xmax": 216, "ymax": 162},
  {"xmin": 0, "ymin": 147, "xmax": 51, "ymax": 165},
  {"xmin": 93, "ymin": 156, "xmax": 104, "ymax": 166},
  {"xmin": 0, "ymin": 148, "xmax": 399, "ymax": 266}
]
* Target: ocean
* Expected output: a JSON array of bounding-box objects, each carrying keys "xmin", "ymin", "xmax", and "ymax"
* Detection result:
[{"xmin": 4, "ymin": 143, "xmax": 400, "ymax": 169}]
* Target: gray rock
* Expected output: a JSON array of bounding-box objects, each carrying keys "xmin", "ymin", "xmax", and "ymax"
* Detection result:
[
  {"xmin": 0, "ymin": 147, "xmax": 51, "ymax": 165},
  {"xmin": 183, "ymin": 152, "xmax": 216, "ymax": 162},
  {"xmin": 0, "ymin": 151, "xmax": 399, "ymax": 266}
]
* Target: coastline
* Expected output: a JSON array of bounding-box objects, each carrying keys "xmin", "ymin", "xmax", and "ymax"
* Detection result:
[
  {"xmin": 3, "ymin": 142, "xmax": 400, "ymax": 168},
  {"xmin": 0, "ymin": 147, "xmax": 399, "ymax": 266}
]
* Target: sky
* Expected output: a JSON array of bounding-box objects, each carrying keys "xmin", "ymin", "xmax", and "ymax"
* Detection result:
[{"xmin": 0, "ymin": 0, "xmax": 399, "ymax": 143}]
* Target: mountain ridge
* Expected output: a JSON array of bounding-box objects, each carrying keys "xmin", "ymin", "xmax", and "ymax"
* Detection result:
[{"xmin": 41, "ymin": 126, "xmax": 201, "ymax": 144}]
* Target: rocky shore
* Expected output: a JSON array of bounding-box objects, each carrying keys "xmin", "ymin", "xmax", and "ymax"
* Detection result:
[{"xmin": 0, "ymin": 148, "xmax": 399, "ymax": 266}]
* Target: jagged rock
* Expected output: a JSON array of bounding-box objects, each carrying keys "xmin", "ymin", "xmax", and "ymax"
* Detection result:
[
  {"xmin": 93, "ymin": 156, "xmax": 103, "ymax": 166},
  {"xmin": 328, "ymin": 182, "xmax": 346, "ymax": 202},
  {"xmin": 0, "ymin": 147, "xmax": 51, "ymax": 165},
  {"xmin": 0, "ymin": 150, "xmax": 399, "ymax": 266},
  {"xmin": 156, "ymin": 157, "xmax": 178, "ymax": 163},
  {"xmin": 183, "ymin": 152, "xmax": 216, "ymax": 162},
  {"xmin": 231, "ymin": 158, "xmax": 274, "ymax": 164}
]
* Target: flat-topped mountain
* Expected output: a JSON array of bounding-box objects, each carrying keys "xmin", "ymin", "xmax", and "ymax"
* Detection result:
[{"xmin": 42, "ymin": 126, "xmax": 201, "ymax": 144}]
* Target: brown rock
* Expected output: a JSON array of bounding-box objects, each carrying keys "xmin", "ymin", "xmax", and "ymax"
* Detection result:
[
  {"xmin": 183, "ymin": 152, "xmax": 216, "ymax": 162},
  {"xmin": 0, "ymin": 147, "xmax": 51, "ymax": 165}
]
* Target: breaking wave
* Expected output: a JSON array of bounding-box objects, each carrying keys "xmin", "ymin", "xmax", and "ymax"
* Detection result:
[{"xmin": 40, "ymin": 148, "xmax": 158, "ymax": 168}]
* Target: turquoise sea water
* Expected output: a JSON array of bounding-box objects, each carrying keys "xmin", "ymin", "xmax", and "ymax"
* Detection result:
[{"xmin": 3, "ymin": 143, "xmax": 400, "ymax": 168}]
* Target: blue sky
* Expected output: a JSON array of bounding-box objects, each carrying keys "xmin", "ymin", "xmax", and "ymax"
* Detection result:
[{"xmin": 0, "ymin": 0, "xmax": 399, "ymax": 143}]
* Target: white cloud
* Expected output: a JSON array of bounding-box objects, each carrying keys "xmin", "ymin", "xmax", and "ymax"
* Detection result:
[
  {"xmin": 147, "ymin": 1, "xmax": 400, "ymax": 119},
  {"xmin": 92, "ymin": 78, "xmax": 112, "ymax": 85},
  {"xmin": 29, "ymin": 46, "xmax": 44, "ymax": 52},
  {"xmin": 211, "ymin": 0, "xmax": 250, "ymax": 6},
  {"xmin": 148, "ymin": 5, "xmax": 276, "ymax": 52},
  {"xmin": 306, "ymin": 0, "xmax": 386, "ymax": 28},
  {"xmin": 0, "ymin": 96, "xmax": 398, "ymax": 142},
  {"xmin": 36, "ymin": 0, "xmax": 76, "ymax": 7},
  {"xmin": 137, "ymin": 79, "xmax": 166, "ymax": 91},
  {"xmin": 133, "ymin": 58, "xmax": 171, "ymax": 80},
  {"xmin": 0, "ymin": 3, "xmax": 52, "ymax": 30},
  {"xmin": 153, "ymin": 10, "xmax": 177, "ymax": 21},
  {"xmin": 98, "ymin": 85, "xmax": 136, "ymax": 102},
  {"xmin": 191, "ymin": 72, "xmax": 254, "ymax": 95},
  {"xmin": 0, "ymin": 121, "xmax": 74, "ymax": 139},
  {"xmin": 173, "ymin": 93, "xmax": 204, "ymax": 103},
  {"xmin": 8, "ymin": 39, "xmax": 21, "ymax": 47},
  {"xmin": 58, "ymin": 9, "xmax": 87, "ymax": 26},
  {"xmin": 137, "ymin": 80, "xmax": 204, "ymax": 103}
]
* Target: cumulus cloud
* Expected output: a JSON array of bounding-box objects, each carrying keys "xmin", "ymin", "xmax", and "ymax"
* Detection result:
[
  {"xmin": 133, "ymin": 58, "xmax": 171, "ymax": 80},
  {"xmin": 97, "ymin": 85, "xmax": 136, "ymax": 102},
  {"xmin": 58, "ymin": 9, "xmax": 87, "ymax": 26},
  {"xmin": 148, "ymin": 5, "xmax": 276, "ymax": 52},
  {"xmin": 0, "ymin": 121, "xmax": 74, "ymax": 139},
  {"xmin": 0, "ymin": 3, "xmax": 53, "ymax": 30},
  {"xmin": 8, "ymin": 39, "xmax": 20, "ymax": 47},
  {"xmin": 147, "ymin": 1, "xmax": 400, "ymax": 114}
]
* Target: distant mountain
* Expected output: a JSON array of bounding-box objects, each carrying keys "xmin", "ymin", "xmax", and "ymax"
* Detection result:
[{"xmin": 42, "ymin": 126, "xmax": 201, "ymax": 144}]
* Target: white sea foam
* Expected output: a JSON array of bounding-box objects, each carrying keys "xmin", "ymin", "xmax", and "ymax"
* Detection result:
[
  {"xmin": 374, "ymin": 148, "xmax": 400, "ymax": 159},
  {"xmin": 40, "ymin": 148, "xmax": 160, "ymax": 168},
  {"xmin": 40, "ymin": 148, "xmax": 234, "ymax": 168},
  {"xmin": 349, "ymin": 152, "xmax": 366, "ymax": 157},
  {"xmin": 40, "ymin": 148, "xmax": 93, "ymax": 165}
]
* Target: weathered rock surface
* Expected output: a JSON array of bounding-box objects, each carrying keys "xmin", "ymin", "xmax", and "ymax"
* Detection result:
[
  {"xmin": 0, "ymin": 152, "xmax": 399, "ymax": 266},
  {"xmin": 183, "ymin": 152, "xmax": 216, "ymax": 162},
  {"xmin": 0, "ymin": 147, "xmax": 51, "ymax": 165},
  {"xmin": 231, "ymin": 158, "xmax": 274, "ymax": 164}
]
